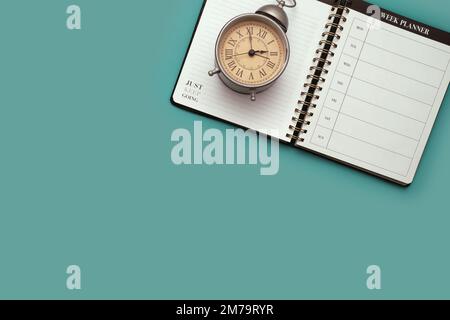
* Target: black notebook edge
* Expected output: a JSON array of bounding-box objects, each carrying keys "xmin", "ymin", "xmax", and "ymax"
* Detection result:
[{"xmin": 169, "ymin": 0, "xmax": 450, "ymax": 187}]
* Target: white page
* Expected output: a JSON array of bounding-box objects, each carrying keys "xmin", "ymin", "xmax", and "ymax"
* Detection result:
[
  {"xmin": 172, "ymin": 0, "xmax": 331, "ymax": 141},
  {"xmin": 301, "ymin": 9, "xmax": 450, "ymax": 185}
]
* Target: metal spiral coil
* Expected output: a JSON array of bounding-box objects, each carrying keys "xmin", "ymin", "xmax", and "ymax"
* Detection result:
[{"xmin": 286, "ymin": 0, "xmax": 351, "ymax": 144}]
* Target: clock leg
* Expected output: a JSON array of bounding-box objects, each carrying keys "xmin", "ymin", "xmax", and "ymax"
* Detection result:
[
  {"xmin": 250, "ymin": 91, "xmax": 256, "ymax": 101},
  {"xmin": 208, "ymin": 68, "xmax": 221, "ymax": 76}
]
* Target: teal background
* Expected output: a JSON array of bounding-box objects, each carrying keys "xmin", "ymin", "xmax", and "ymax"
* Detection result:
[{"xmin": 0, "ymin": 0, "xmax": 449, "ymax": 299}]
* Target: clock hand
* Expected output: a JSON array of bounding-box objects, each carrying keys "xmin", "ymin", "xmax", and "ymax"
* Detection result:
[
  {"xmin": 233, "ymin": 52, "xmax": 250, "ymax": 57},
  {"xmin": 232, "ymin": 50, "xmax": 269, "ymax": 58},
  {"xmin": 248, "ymin": 29, "xmax": 254, "ymax": 50},
  {"xmin": 254, "ymin": 53, "xmax": 269, "ymax": 60}
]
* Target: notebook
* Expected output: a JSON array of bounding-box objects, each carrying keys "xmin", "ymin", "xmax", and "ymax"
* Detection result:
[{"xmin": 171, "ymin": 0, "xmax": 450, "ymax": 185}]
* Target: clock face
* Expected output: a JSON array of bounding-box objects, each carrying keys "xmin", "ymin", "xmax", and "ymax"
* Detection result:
[{"xmin": 217, "ymin": 17, "xmax": 288, "ymax": 87}]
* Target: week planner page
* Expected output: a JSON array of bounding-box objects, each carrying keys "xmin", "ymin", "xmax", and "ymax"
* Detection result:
[{"xmin": 301, "ymin": 5, "xmax": 450, "ymax": 185}]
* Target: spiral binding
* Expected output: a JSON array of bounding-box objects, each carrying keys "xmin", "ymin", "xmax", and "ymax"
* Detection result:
[{"xmin": 287, "ymin": 0, "xmax": 352, "ymax": 143}]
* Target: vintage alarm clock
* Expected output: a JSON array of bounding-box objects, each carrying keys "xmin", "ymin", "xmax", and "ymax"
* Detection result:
[{"xmin": 208, "ymin": 0, "xmax": 296, "ymax": 101}]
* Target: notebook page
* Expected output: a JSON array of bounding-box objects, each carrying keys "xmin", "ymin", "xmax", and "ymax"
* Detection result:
[
  {"xmin": 172, "ymin": 0, "xmax": 331, "ymax": 141},
  {"xmin": 301, "ymin": 7, "xmax": 450, "ymax": 185}
]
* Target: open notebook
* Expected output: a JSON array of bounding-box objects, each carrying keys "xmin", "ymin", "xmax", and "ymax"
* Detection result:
[{"xmin": 171, "ymin": 0, "xmax": 450, "ymax": 185}]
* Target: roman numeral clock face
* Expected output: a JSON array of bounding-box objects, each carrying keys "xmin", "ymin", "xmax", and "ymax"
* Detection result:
[{"xmin": 218, "ymin": 19, "xmax": 287, "ymax": 87}]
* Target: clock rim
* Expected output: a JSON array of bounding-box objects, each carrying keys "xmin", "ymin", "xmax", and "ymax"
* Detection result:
[{"xmin": 214, "ymin": 13, "xmax": 290, "ymax": 90}]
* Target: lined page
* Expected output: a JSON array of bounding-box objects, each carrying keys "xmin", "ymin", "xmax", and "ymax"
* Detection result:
[
  {"xmin": 172, "ymin": 0, "xmax": 331, "ymax": 141},
  {"xmin": 303, "ymin": 10, "xmax": 450, "ymax": 185}
]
